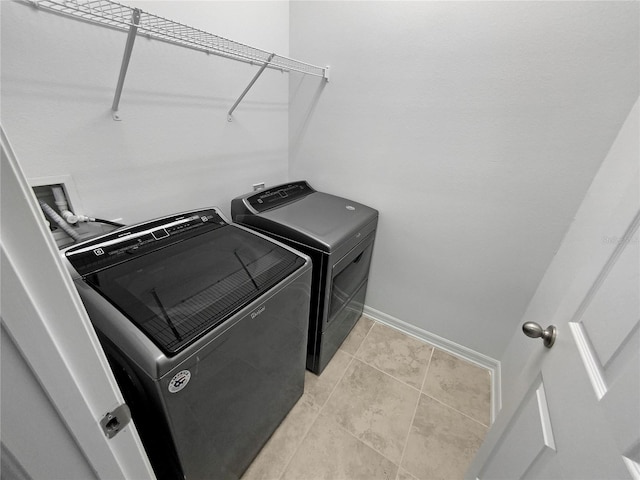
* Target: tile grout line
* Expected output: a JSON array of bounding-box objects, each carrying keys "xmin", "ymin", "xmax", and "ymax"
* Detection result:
[
  {"xmin": 420, "ymin": 346, "xmax": 436, "ymax": 393},
  {"xmin": 273, "ymin": 316, "xmax": 489, "ymax": 479},
  {"xmin": 279, "ymin": 318, "xmax": 487, "ymax": 480},
  {"xmin": 277, "ymin": 354, "xmax": 356, "ymax": 480},
  {"xmin": 276, "ymin": 316, "xmax": 374, "ymax": 480},
  {"xmin": 397, "ymin": 394, "xmax": 423, "ymax": 480},
  {"xmin": 319, "ymin": 317, "xmax": 375, "ymax": 415},
  {"xmin": 273, "ymin": 398, "xmax": 322, "ymax": 480},
  {"xmin": 354, "ymin": 320, "xmax": 435, "ymax": 393},
  {"xmin": 352, "ymin": 356, "xmax": 425, "ymax": 394},
  {"xmin": 422, "ymin": 392, "xmax": 491, "ymax": 429},
  {"xmin": 420, "ymin": 347, "xmax": 492, "ymax": 428},
  {"xmin": 311, "ymin": 319, "xmax": 407, "ymax": 475},
  {"xmin": 325, "ymin": 409, "xmax": 402, "ymax": 478},
  {"xmin": 397, "ymin": 347, "xmax": 435, "ymax": 478},
  {"xmin": 321, "ymin": 353, "xmax": 356, "ymax": 413},
  {"xmin": 321, "ymin": 316, "xmax": 374, "ymax": 410},
  {"xmin": 353, "ymin": 316, "xmax": 376, "ymax": 358}
]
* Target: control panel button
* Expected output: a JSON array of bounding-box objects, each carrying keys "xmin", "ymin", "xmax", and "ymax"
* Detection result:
[{"xmin": 152, "ymin": 228, "xmax": 170, "ymax": 240}]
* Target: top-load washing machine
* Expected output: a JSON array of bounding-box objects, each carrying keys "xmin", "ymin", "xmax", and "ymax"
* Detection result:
[
  {"xmin": 62, "ymin": 207, "xmax": 312, "ymax": 480},
  {"xmin": 231, "ymin": 181, "xmax": 378, "ymax": 374}
]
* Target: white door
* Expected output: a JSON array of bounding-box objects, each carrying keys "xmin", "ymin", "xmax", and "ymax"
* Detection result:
[
  {"xmin": 467, "ymin": 100, "xmax": 639, "ymax": 479},
  {"xmin": 1, "ymin": 125, "xmax": 156, "ymax": 479}
]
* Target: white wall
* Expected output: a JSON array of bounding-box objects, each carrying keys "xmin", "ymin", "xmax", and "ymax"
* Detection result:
[
  {"xmin": 2, "ymin": 0, "xmax": 638, "ymax": 362},
  {"xmin": 1, "ymin": 0, "xmax": 291, "ymax": 223},
  {"xmin": 1, "ymin": 2, "xmax": 291, "ymax": 476},
  {"xmin": 289, "ymin": 1, "xmax": 639, "ymax": 359}
]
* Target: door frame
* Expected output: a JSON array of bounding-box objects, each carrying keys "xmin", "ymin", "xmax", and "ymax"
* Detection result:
[{"xmin": 1, "ymin": 125, "xmax": 156, "ymax": 479}]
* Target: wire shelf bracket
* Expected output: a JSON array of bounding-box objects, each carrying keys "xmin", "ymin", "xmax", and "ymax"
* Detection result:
[
  {"xmin": 227, "ymin": 53, "xmax": 275, "ymax": 122},
  {"xmin": 111, "ymin": 7, "xmax": 140, "ymax": 121},
  {"xmin": 25, "ymin": 0, "xmax": 330, "ymax": 121}
]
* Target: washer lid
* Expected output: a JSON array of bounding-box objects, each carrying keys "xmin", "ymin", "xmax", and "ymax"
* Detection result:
[
  {"xmin": 68, "ymin": 214, "xmax": 305, "ymax": 356},
  {"xmin": 257, "ymin": 192, "xmax": 378, "ymax": 252}
]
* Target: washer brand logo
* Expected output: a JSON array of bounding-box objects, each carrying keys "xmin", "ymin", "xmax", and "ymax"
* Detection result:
[
  {"xmin": 251, "ymin": 305, "xmax": 266, "ymax": 319},
  {"xmin": 168, "ymin": 370, "xmax": 191, "ymax": 394}
]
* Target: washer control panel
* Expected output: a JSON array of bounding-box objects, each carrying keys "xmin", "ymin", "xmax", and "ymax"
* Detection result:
[{"xmin": 65, "ymin": 208, "xmax": 226, "ymax": 276}]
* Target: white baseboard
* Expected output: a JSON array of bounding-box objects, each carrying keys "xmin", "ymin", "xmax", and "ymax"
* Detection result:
[{"xmin": 363, "ymin": 305, "xmax": 502, "ymax": 424}]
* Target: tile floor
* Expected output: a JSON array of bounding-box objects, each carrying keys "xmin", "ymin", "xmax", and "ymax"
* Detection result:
[{"xmin": 242, "ymin": 316, "xmax": 492, "ymax": 480}]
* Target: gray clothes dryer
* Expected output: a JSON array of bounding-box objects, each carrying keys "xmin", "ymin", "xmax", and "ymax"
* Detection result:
[
  {"xmin": 231, "ymin": 181, "xmax": 378, "ymax": 374},
  {"xmin": 62, "ymin": 208, "xmax": 312, "ymax": 480}
]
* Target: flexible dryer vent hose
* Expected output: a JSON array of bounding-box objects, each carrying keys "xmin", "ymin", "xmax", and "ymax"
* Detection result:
[{"xmin": 39, "ymin": 200, "xmax": 82, "ymax": 242}]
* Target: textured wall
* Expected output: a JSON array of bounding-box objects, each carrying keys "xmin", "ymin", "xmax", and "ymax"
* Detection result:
[
  {"xmin": 289, "ymin": 1, "xmax": 639, "ymax": 359},
  {"xmin": 1, "ymin": 0, "xmax": 290, "ymax": 223}
]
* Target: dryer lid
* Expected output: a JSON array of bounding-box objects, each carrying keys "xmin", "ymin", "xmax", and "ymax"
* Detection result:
[{"xmin": 255, "ymin": 192, "xmax": 378, "ymax": 252}]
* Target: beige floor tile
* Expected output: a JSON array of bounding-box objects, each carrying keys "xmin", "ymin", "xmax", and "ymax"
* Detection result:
[
  {"xmin": 243, "ymin": 321, "xmax": 492, "ymax": 480},
  {"xmin": 356, "ymin": 322, "xmax": 433, "ymax": 388},
  {"xmin": 422, "ymin": 349, "xmax": 491, "ymax": 425},
  {"xmin": 241, "ymin": 394, "xmax": 320, "ymax": 480},
  {"xmin": 402, "ymin": 395, "xmax": 487, "ymax": 480},
  {"xmin": 340, "ymin": 315, "xmax": 375, "ymax": 355},
  {"xmin": 396, "ymin": 468, "xmax": 419, "ymax": 480},
  {"xmin": 323, "ymin": 358, "xmax": 420, "ymax": 464},
  {"xmin": 304, "ymin": 348, "xmax": 353, "ymax": 408},
  {"xmin": 281, "ymin": 412, "xmax": 398, "ymax": 480}
]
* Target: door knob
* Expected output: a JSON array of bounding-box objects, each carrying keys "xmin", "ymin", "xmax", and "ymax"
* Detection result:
[{"xmin": 522, "ymin": 322, "xmax": 557, "ymax": 348}]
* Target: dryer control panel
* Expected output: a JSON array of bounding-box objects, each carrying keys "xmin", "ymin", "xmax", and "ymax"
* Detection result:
[
  {"xmin": 245, "ymin": 181, "xmax": 315, "ymax": 213},
  {"xmin": 65, "ymin": 208, "xmax": 226, "ymax": 276}
]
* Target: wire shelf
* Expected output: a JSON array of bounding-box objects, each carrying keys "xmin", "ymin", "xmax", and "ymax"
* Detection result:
[{"xmin": 28, "ymin": 0, "xmax": 328, "ymax": 78}]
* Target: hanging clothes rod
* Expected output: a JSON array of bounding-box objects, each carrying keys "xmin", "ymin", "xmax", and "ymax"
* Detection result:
[{"xmin": 25, "ymin": 0, "xmax": 329, "ymax": 120}]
